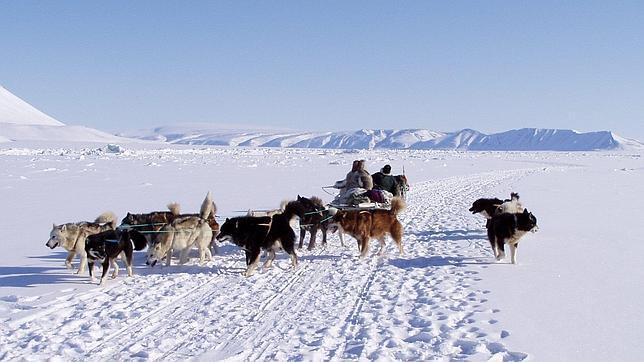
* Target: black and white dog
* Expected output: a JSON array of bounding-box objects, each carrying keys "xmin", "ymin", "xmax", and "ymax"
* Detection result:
[
  {"xmin": 470, "ymin": 192, "xmax": 524, "ymax": 225},
  {"xmin": 469, "ymin": 197, "xmax": 504, "ymax": 220},
  {"xmin": 85, "ymin": 229, "xmax": 148, "ymax": 285},
  {"xmin": 486, "ymin": 208, "xmax": 538, "ymax": 264},
  {"xmin": 216, "ymin": 201, "xmax": 305, "ymax": 277}
]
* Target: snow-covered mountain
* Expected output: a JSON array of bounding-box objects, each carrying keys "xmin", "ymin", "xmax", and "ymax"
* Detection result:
[
  {"xmin": 123, "ymin": 124, "xmax": 643, "ymax": 151},
  {"xmin": 0, "ymin": 85, "xmax": 131, "ymax": 143},
  {"xmin": 0, "ymin": 86, "xmax": 64, "ymax": 126}
]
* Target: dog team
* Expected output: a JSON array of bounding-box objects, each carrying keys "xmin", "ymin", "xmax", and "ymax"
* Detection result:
[{"xmin": 46, "ymin": 163, "xmax": 538, "ymax": 285}]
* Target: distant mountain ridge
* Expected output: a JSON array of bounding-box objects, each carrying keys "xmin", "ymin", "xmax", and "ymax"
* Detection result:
[{"xmin": 123, "ymin": 125, "xmax": 643, "ymax": 151}]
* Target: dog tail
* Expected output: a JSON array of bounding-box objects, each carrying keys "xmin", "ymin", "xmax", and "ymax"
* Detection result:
[
  {"xmin": 210, "ymin": 201, "xmax": 217, "ymax": 219},
  {"xmin": 95, "ymin": 211, "xmax": 117, "ymax": 229},
  {"xmin": 389, "ymin": 197, "xmax": 406, "ymax": 215},
  {"xmin": 200, "ymin": 191, "xmax": 214, "ymax": 219},
  {"xmin": 510, "ymin": 192, "xmax": 520, "ymax": 201},
  {"xmin": 129, "ymin": 230, "xmax": 148, "ymax": 251},
  {"xmin": 279, "ymin": 199, "xmax": 289, "ymax": 212},
  {"xmin": 167, "ymin": 202, "xmax": 181, "ymax": 215}
]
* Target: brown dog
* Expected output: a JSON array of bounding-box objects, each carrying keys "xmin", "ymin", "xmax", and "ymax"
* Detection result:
[{"xmin": 331, "ymin": 197, "xmax": 405, "ymax": 257}]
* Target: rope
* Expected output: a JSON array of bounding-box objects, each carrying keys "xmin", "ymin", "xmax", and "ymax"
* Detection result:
[
  {"xmin": 120, "ymin": 223, "xmax": 167, "ymax": 229},
  {"xmin": 322, "ymin": 186, "xmax": 338, "ymax": 196},
  {"xmin": 137, "ymin": 230, "xmax": 176, "ymax": 234},
  {"xmin": 303, "ymin": 209, "xmax": 329, "ymax": 216},
  {"xmin": 299, "ymin": 215, "xmax": 334, "ymax": 226}
]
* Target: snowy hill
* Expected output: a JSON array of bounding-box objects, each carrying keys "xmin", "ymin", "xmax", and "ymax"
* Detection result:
[
  {"xmin": 123, "ymin": 125, "xmax": 643, "ymax": 151},
  {"xmin": 0, "ymin": 86, "xmax": 64, "ymax": 126},
  {"xmin": 0, "ymin": 85, "xmax": 132, "ymax": 143}
]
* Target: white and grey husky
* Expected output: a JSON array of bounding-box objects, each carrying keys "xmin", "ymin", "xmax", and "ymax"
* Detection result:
[
  {"xmin": 146, "ymin": 192, "xmax": 215, "ymax": 267},
  {"xmin": 46, "ymin": 211, "xmax": 117, "ymax": 274}
]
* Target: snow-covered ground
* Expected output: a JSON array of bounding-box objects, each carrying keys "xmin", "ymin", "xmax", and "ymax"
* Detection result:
[{"xmin": 0, "ymin": 142, "xmax": 642, "ymax": 361}]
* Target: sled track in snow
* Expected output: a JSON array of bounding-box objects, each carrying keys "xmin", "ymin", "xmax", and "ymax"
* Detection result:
[{"xmin": 1, "ymin": 167, "xmax": 546, "ymax": 361}]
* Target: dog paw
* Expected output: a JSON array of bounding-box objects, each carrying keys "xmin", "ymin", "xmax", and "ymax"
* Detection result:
[{"xmin": 65, "ymin": 263, "xmax": 73, "ymax": 269}]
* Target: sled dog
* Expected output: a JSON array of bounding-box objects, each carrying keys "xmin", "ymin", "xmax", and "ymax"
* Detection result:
[
  {"xmin": 330, "ymin": 197, "xmax": 406, "ymax": 257},
  {"xmin": 121, "ymin": 199, "xmax": 219, "ymax": 247},
  {"xmin": 486, "ymin": 208, "xmax": 538, "ymax": 264},
  {"xmin": 85, "ymin": 229, "xmax": 147, "ymax": 285},
  {"xmin": 146, "ymin": 192, "xmax": 215, "ymax": 266},
  {"xmin": 46, "ymin": 212, "xmax": 117, "ymax": 274},
  {"xmin": 296, "ymin": 195, "xmax": 331, "ymax": 250},
  {"xmin": 469, "ymin": 197, "xmax": 504, "ymax": 220},
  {"xmin": 217, "ymin": 201, "xmax": 305, "ymax": 277}
]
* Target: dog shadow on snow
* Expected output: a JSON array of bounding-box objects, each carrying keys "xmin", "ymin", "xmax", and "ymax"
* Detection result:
[
  {"xmin": 389, "ymin": 255, "xmax": 494, "ymax": 270},
  {"xmin": 2, "ymin": 251, "xmax": 92, "ymax": 288},
  {"xmin": 389, "ymin": 228, "xmax": 494, "ymax": 269}
]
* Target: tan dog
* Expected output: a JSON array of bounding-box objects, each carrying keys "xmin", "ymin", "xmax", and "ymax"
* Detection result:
[
  {"xmin": 46, "ymin": 212, "xmax": 117, "ymax": 274},
  {"xmin": 330, "ymin": 197, "xmax": 405, "ymax": 257}
]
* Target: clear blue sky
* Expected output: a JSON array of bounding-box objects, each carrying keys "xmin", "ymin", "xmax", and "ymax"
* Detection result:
[{"xmin": 1, "ymin": 1, "xmax": 643, "ymax": 139}]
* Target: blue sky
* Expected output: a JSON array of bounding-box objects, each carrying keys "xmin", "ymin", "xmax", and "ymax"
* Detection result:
[{"xmin": 1, "ymin": 1, "xmax": 643, "ymax": 139}]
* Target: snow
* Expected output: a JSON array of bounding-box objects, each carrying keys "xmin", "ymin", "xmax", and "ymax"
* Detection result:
[
  {"xmin": 123, "ymin": 125, "xmax": 643, "ymax": 151},
  {"xmin": 0, "ymin": 143, "xmax": 642, "ymax": 360}
]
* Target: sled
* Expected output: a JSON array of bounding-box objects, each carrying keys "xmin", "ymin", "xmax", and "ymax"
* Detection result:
[
  {"xmin": 323, "ymin": 186, "xmax": 392, "ymax": 211},
  {"xmin": 326, "ymin": 202, "xmax": 391, "ymax": 212}
]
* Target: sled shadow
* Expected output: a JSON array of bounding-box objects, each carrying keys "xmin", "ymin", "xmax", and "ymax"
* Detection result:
[
  {"xmin": 411, "ymin": 229, "xmax": 487, "ymax": 242},
  {"xmin": 0, "ymin": 266, "xmax": 88, "ymax": 288},
  {"xmin": 389, "ymin": 255, "xmax": 494, "ymax": 269}
]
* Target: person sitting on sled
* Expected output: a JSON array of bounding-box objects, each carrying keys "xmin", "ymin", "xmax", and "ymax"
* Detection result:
[
  {"xmin": 332, "ymin": 160, "xmax": 373, "ymax": 205},
  {"xmin": 372, "ymin": 164, "xmax": 400, "ymax": 197}
]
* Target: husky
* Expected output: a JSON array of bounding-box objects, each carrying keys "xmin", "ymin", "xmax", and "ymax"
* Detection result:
[
  {"xmin": 296, "ymin": 195, "xmax": 331, "ymax": 250},
  {"xmin": 469, "ymin": 197, "xmax": 504, "ymax": 220},
  {"xmin": 329, "ymin": 197, "xmax": 406, "ymax": 258},
  {"xmin": 170, "ymin": 202, "xmax": 220, "ymax": 250},
  {"xmin": 216, "ymin": 201, "xmax": 305, "ymax": 277},
  {"xmin": 122, "ymin": 199, "xmax": 219, "ymax": 250},
  {"xmin": 120, "ymin": 205, "xmax": 179, "ymax": 246},
  {"xmin": 46, "ymin": 212, "xmax": 117, "ymax": 274},
  {"xmin": 85, "ymin": 229, "xmax": 148, "ymax": 285},
  {"xmin": 146, "ymin": 192, "xmax": 215, "ymax": 267},
  {"xmin": 486, "ymin": 208, "xmax": 539, "ymax": 264}
]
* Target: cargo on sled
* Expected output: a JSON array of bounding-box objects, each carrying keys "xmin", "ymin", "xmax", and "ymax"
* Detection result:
[{"xmin": 323, "ymin": 180, "xmax": 394, "ymax": 211}]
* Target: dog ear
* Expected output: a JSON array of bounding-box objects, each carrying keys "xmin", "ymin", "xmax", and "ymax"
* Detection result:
[
  {"xmin": 523, "ymin": 208, "xmax": 529, "ymax": 214},
  {"xmin": 52, "ymin": 223, "xmax": 57, "ymax": 229},
  {"xmin": 225, "ymin": 217, "xmax": 229, "ymax": 222},
  {"xmin": 61, "ymin": 224, "xmax": 67, "ymax": 231}
]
